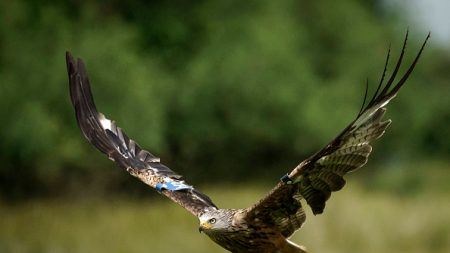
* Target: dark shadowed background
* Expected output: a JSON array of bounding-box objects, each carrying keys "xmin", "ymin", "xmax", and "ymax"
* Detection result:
[{"xmin": 0, "ymin": 1, "xmax": 448, "ymax": 252}]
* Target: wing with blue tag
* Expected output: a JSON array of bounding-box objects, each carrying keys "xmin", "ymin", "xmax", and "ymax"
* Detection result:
[{"xmin": 66, "ymin": 52, "xmax": 217, "ymax": 217}]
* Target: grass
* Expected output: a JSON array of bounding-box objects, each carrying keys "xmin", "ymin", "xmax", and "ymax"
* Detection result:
[{"xmin": 0, "ymin": 161, "xmax": 449, "ymax": 253}]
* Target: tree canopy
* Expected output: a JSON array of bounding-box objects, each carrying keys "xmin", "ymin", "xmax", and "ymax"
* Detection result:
[{"xmin": 0, "ymin": 0, "xmax": 448, "ymax": 199}]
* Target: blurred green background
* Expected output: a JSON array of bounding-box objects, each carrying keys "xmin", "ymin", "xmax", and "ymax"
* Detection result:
[{"xmin": 0, "ymin": 0, "xmax": 449, "ymax": 252}]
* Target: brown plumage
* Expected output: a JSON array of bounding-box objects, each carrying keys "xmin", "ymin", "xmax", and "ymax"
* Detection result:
[{"xmin": 66, "ymin": 32, "xmax": 429, "ymax": 253}]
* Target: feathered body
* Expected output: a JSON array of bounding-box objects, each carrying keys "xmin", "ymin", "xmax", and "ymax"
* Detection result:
[
  {"xmin": 199, "ymin": 209, "xmax": 306, "ymax": 253},
  {"xmin": 66, "ymin": 32, "xmax": 429, "ymax": 252}
]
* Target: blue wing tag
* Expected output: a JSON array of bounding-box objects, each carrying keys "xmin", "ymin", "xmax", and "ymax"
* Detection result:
[
  {"xmin": 156, "ymin": 178, "xmax": 194, "ymax": 192},
  {"xmin": 280, "ymin": 174, "xmax": 293, "ymax": 184}
]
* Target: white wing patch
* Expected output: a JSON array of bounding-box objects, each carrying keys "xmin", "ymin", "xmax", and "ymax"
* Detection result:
[{"xmin": 99, "ymin": 113, "xmax": 112, "ymax": 130}]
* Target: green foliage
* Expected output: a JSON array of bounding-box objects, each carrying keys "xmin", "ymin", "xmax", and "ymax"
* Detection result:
[{"xmin": 0, "ymin": 0, "xmax": 448, "ymax": 198}]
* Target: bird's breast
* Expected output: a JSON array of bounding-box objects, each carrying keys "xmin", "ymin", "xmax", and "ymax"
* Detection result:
[{"xmin": 205, "ymin": 226, "xmax": 285, "ymax": 253}]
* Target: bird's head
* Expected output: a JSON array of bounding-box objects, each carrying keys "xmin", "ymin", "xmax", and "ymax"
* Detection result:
[{"xmin": 198, "ymin": 209, "xmax": 233, "ymax": 234}]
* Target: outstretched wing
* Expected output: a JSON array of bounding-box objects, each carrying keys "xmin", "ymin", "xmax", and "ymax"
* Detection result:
[
  {"xmin": 244, "ymin": 32, "xmax": 430, "ymax": 238},
  {"xmin": 66, "ymin": 52, "xmax": 217, "ymax": 216}
]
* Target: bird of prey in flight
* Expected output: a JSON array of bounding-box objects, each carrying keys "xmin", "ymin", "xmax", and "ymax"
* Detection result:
[{"xmin": 66, "ymin": 32, "xmax": 429, "ymax": 253}]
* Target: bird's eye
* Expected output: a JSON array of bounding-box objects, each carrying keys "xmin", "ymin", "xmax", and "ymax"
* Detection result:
[{"xmin": 209, "ymin": 218, "xmax": 216, "ymax": 224}]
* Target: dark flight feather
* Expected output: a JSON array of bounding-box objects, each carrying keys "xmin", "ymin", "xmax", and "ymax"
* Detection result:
[
  {"xmin": 245, "ymin": 32, "xmax": 430, "ymax": 235},
  {"xmin": 66, "ymin": 52, "xmax": 217, "ymax": 216}
]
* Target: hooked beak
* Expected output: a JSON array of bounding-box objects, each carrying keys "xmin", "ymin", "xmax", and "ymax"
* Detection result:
[{"xmin": 198, "ymin": 222, "xmax": 211, "ymax": 233}]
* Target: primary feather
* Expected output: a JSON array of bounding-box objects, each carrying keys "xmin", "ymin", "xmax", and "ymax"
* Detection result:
[{"xmin": 66, "ymin": 52, "xmax": 217, "ymax": 216}]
